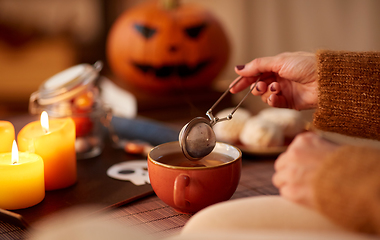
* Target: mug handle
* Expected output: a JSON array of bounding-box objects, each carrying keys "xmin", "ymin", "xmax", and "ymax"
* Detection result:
[{"xmin": 174, "ymin": 174, "xmax": 190, "ymax": 208}]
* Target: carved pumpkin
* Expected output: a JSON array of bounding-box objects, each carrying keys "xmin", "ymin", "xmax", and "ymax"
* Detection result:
[{"xmin": 106, "ymin": 0, "xmax": 230, "ymax": 93}]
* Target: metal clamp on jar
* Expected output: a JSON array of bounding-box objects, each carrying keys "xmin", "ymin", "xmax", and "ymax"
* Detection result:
[{"xmin": 29, "ymin": 61, "xmax": 110, "ymax": 159}]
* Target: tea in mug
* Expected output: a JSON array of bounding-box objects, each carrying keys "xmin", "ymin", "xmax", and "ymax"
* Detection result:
[{"xmin": 155, "ymin": 152, "xmax": 234, "ymax": 167}]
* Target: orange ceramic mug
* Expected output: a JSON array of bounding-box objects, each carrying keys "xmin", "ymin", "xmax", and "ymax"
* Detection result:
[{"xmin": 148, "ymin": 141, "xmax": 242, "ymax": 214}]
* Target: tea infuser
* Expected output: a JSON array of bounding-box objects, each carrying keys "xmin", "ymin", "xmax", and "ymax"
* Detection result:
[{"xmin": 179, "ymin": 75, "xmax": 261, "ymax": 160}]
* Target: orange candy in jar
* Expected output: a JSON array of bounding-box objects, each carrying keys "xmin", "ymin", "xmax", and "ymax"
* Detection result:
[
  {"xmin": 72, "ymin": 90, "xmax": 96, "ymax": 138},
  {"xmin": 29, "ymin": 61, "xmax": 109, "ymax": 159}
]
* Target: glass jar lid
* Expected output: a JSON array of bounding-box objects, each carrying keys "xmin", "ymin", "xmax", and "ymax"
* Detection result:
[{"xmin": 36, "ymin": 61, "xmax": 103, "ymax": 105}]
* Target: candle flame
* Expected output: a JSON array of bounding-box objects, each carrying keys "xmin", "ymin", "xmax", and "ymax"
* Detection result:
[
  {"xmin": 41, "ymin": 111, "xmax": 49, "ymax": 133},
  {"xmin": 12, "ymin": 140, "xmax": 19, "ymax": 164}
]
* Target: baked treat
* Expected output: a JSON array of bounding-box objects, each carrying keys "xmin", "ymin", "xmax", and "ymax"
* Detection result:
[
  {"xmin": 239, "ymin": 117, "xmax": 284, "ymax": 148},
  {"xmin": 257, "ymin": 108, "xmax": 305, "ymax": 138},
  {"xmin": 213, "ymin": 108, "xmax": 251, "ymax": 143}
]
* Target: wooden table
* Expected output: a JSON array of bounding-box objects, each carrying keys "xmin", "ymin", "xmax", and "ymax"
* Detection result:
[{"xmin": 0, "ymin": 114, "xmax": 279, "ymax": 240}]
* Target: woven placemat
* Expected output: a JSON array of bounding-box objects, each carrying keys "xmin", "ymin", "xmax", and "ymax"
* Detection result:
[
  {"xmin": 101, "ymin": 159, "xmax": 278, "ymax": 239},
  {"xmin": 0, "ymin": 158, "xmax": 278, "ymax": 240}
]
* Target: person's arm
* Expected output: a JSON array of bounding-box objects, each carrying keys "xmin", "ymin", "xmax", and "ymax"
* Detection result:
[
  {"xmin": 313, "ymin": 145, "xmax": 380, "ymax": 235},
  {"xmin": 273, "ymin": 132, "xmax": 380, "ymax": 235},
  {"xmin": 312, "ymin": 50, "xmax": 380, "ymax": 235}
]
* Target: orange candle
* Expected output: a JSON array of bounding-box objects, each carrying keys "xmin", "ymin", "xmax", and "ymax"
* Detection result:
[
  {"xmin": 17, "ymin": 112, "xmax": 77, "ymax": 190},
  {"xmin": 0, "ymin": 121, "xmax": 15, "ymax": 153},
  {"xmin": 0, "ymin": 141, "xmax": 45, "ymax": 210}
]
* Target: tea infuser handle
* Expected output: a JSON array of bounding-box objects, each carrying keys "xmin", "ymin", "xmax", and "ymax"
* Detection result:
[{"xmin": 206, "ymin": 75, "xmax": 261, "ymax": 126}]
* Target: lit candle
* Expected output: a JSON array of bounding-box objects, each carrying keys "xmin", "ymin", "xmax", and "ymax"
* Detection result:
[
  {"xmin": 0, "ymin": 141, "xmax": 45, "ymax": 210},
  {"xmin": 17, "ymin": 112, "xmax": 77, "ymax": 190},
  {"xmin": 0, "ymin": 121, "xmax": 15, "ymax": 153}
]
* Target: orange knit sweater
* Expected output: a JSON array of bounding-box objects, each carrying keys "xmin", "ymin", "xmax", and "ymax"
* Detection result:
[{"xmin": 313, "ymin": 50, "xmax": 380, "ymax": 235}]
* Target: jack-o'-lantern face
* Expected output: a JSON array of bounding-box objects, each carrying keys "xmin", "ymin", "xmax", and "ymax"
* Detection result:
[{"xmin": 107, "ymin": 0, "xmax": 230, "ymax": 93}]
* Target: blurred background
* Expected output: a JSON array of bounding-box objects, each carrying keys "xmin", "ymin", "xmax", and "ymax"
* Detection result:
[{"xmin": 1, "ymin": 0, "xmax": 380, "ymax": 119}]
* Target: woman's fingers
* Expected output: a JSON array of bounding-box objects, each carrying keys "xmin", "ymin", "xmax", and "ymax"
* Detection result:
[
  {"xmin": 229, "ymin": 76, "xmax": 257, "ymax": 93},
  {"xmin": 230, "ymin": 72, "xmax": 276, "ymax": 94},
  {"xmin": 257, "ymin": 84, "xmax": 288, "ymax": 108},
  {"xmin": 268, "ymin": 82, "xmax": 280, "ymax": 94},
  {"xmin": 250, "ymin": 75, "xmax": 278, "ymax": 95},
  {"xmin": 268, "ymin": 94, "xmax": 288, "ymax": 108},
  {"xmin": 250, "ymin": 81, "xmax": 267, "ymax": 95}
]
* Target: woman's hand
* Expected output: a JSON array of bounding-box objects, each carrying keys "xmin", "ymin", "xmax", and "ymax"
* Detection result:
[
  {"xmin": 231, "ymin": 52, "xmax": 318, "ymax": 110},
  {"xmin": 272, "ymin": 132, "xmax": 339, "ymax": 208}
]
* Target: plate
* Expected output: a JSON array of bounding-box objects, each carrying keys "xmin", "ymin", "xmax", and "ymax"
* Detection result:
[
  {"xmin": 235, "ymin": 123, "xmax": 312, "ymax": 156},
  {"xmin": 236, "ymin": 143, "xmax": 287, "ymax": 156},
  {"xmin": 234, "ymin": 136, "xmax": 296, "ymax": 156}
]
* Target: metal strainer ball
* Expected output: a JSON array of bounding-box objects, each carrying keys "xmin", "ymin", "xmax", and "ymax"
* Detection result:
[{"xmin": 179, "ymin": 75, "xmax": 260, "ymax": 160}]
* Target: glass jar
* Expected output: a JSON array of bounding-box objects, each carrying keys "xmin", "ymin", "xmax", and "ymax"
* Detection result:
[{"xmin": 29, "ymin": 61, "xmax": 110, "ymax": 159}]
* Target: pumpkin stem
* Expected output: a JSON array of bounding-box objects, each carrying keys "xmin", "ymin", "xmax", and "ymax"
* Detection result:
[{"xmin": 161, "ymin": 0, "xmax": 180, "ymax": 9}]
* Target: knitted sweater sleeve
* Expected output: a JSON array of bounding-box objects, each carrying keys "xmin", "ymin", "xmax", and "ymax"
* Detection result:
[
  {"xmin": 313, "ymin": 50, "xmax": 380, "ymax": 235},
  {"xmin": 314, "ymin": 50, "xmax": 380, "ymax": 141},
  {"xmin": 313, "ymin": 145, "xmax": 380, "ymax": 235}
]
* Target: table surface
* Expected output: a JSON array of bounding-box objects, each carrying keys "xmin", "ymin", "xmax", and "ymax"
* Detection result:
[{"xmin": 0, "ymin": 114, "xmax": 280, "ymax": 240}]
